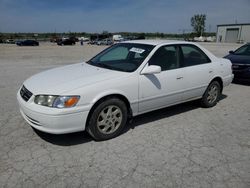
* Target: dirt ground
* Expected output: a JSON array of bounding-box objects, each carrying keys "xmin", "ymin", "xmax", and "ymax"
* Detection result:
[{"xmin": 0, "ymin": 42, "xmax": 249, "ymax": 188}]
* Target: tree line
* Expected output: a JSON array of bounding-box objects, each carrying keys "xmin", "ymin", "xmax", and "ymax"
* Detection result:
[{"xmin": 0, "ymin": 14, "xmax": 211, "ymax": 41}]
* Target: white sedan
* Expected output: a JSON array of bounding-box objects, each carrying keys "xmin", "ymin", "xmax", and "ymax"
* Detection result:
[{"xmin": 17, "ymin": 40, "xmax": 233, "ymax": 140}]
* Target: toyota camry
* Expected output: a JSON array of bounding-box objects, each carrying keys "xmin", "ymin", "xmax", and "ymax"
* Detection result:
[{"xmin": 17, "ymin": 40, "xmax": 233, "ymax": 140}]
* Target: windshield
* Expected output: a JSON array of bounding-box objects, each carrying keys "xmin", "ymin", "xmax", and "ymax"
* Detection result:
[
  {"xmin": 234, "ymin": 45, "xmax": 250, "ymax": 56},
  {"xmin": 87, "ymin": 43, "xmax": 155, "ymax": 72}
]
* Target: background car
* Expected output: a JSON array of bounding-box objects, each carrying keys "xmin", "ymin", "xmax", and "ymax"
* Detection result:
[
  {"xmin": 96, "ymin": 40, "xmax": 102, "ymax": 45},
  {"xmin": 87, "ymin": 40, "xmax": 97, "ymax": 45},
  {"xmin": 5, "ymin": 39, "xmax": 16, "ymax": 44},
  {"xmin": 57, "ymin": 38, "xmax": 76, "ymax": 46},
  {"xmin": 16, "ymin": 40, "xmax": 39, "ymax": 46},
  {"xmin": 98, "ymin": 38, "xmax": 113, "ymax": 45},
  {"xmin": 224, "ymin": 43, "xmax": 250, "ymax": 82}
]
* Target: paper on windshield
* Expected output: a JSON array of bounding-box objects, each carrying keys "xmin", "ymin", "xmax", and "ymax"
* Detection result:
[{"xmin": 129, "ymin": 47, "xmax": 145, "ymax": 54}]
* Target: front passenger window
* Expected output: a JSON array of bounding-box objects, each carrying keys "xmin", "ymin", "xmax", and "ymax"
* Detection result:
[{"xmin": 149, "ymin": 46, "xmax": 179, "ymax": 71}]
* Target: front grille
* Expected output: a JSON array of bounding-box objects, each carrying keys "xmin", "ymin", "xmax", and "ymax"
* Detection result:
[{"xmin": 20, "ymin": 85, "xmax": 33, "ymax": 102}]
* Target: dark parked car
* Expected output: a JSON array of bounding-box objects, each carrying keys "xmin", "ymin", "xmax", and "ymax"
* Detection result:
[
  {"xmin": 16, "ymin": 40, "xmax": 39, "ymax": 46},
  {"xmin": 57, "ymin": 38, "xmax": 75, "ymax": 46},
  {"xmin": 224, "ymin": 43, "xmax": 250, "ymax": 82}
]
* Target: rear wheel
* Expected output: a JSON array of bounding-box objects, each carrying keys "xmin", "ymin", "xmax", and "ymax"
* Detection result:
[
  {"xmin": 201, "ymin": 81, "xmax": 221, "ymax": 108},
  {"xmin": 87, "ymin": 98, "xmax": 128, "ymax": 141}
]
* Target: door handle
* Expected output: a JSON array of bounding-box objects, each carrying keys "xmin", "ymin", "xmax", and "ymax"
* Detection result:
[
  {"xmin": 176, "ymin": 76, "xmax": 183, "ymax": 80},
  {"xmin": 209, "ymin": 70, "xmax": 213, "ymax": 73}
]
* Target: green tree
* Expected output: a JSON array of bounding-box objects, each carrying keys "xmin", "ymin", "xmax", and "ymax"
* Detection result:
[{"xmin": 191, "ymin": 14, "xmax": 206, "ymax": 37}]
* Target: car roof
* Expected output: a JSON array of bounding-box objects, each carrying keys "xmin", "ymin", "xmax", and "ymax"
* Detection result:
[
  {"xmin": 122, "ymin": 39, "xmax": 218, "ymax": 61},
  {"xmin": 121, "ymin": 39, "xmax": 196, "ymax": 46}
]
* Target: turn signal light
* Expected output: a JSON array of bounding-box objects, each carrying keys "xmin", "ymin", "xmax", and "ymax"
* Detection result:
[{"xmin": 64, "ymin": 96, "xmax": 79, "ymax": 107}]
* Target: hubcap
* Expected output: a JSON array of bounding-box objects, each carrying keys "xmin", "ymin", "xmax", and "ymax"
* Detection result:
[
  {"xmin": 207, "ymin": 85, "xmax": 219, "ymax": 104},
  {"xmin": 97, "ymin": 105, "xmax": 122, "ymax": 134}
]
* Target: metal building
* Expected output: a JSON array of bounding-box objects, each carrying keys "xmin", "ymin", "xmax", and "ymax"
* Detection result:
[{"xmin": 216, "ymin": 23, "xmax": 250, "ymax": 43}]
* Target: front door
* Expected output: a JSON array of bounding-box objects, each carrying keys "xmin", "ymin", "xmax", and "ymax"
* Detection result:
[{"xmin": 138, "ymin": 45, "xmax": 184, "ymax": 113}]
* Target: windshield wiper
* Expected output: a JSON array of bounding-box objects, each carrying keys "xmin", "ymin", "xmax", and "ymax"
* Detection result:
[
  {"xmin": 87, "ymin": 60, "xmax": 94, "ymax": 65},
  {"xmin": 86, "ymin": 61, "xmax": 110, "ymax": 69},
  {"xmin": 96, "ymin": 63, "xmax": 110, "ymax": 68},
  {"xmin": 100, "ymin": 63, "xmax": 134, "ymax": 72},
  {"xmin": 96, "ymin": 63, "xmax": 118, "ymax": 70},
  {"xmin": 88, "ymin": 61, "xmax": 131, "ymax": 72}
]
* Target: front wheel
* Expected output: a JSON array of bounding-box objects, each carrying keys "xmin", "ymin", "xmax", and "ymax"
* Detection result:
[
  {"xmin": 201, "ymin": 81, "xmax": 221, "ymax": 108},
  {"xmin": 86, "ymin": 98, "xmax": 128, "ymax": 141}
]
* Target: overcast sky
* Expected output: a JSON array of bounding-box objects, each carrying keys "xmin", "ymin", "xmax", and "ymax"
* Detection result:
[{"xmin": 0, "ymin": 0, "xmax": 249, "ymax": 33}]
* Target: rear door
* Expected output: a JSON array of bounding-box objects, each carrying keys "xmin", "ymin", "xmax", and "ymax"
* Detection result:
[{"xmin": 179, "ymin": 44, "xmax": 214, "ymax": 101}]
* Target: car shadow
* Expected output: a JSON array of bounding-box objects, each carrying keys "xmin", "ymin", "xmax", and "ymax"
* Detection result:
[
  {"xmin": 35, "ymin": 95, "xmax": 227, "ymax": 146},
  {"xmin": 34, "ymin": 129, "xmax": 93, "ymax": 146},
  {"xmin": 123, "ymin": 95, "xmax": 227, "ymax": 135},
  {"xmin": 124, "ymin": 100, "xmax": 198, "ymax": 132},
  {"xmin": 220, "ymin": 94, "xmax": 227, "ymax": 100}
]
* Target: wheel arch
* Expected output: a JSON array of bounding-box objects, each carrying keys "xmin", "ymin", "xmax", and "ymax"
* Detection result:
[
  {"xmin": 86, "ymin": 93, "xmax": 132, "ymax": 128},
  {"xmin": 210, "ymin": 76, "xmax": 223, "ymax": 93}
]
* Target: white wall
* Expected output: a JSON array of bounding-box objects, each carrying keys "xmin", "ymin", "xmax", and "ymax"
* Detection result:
[
  {"xmin": 216, "ymin": 24, "xmax": 250, "ymax": 43},
  {"xmin": 240, "ymin": 25, "xmax": 250, "ymax": 43}
]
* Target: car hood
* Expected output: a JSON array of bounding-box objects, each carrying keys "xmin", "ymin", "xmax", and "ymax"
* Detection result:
[
  {"xmin": 23, "ymin": 62, "xmax": 128, "ymax": 95},
  {"xmin": 224, "ymin": 54, "xmax": 250, "ymax": 64}
]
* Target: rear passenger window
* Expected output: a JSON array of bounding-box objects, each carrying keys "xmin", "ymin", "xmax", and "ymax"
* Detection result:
[{"xmin": 181, "ymin": 45, "xmax": 211, "ymax": 67}]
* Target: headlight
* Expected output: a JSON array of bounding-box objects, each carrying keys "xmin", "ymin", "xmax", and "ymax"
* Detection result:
[
  {"xmin": 34, "ymin": 95, "xmax": 80, "ymax": 108},
  {"xmin": 34, "ymin": 95, "xmax": 57, "ymax": 107}
]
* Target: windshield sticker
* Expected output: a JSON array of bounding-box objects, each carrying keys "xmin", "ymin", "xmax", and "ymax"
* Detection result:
[{"xmin": 130, "ymin": 47, "xmax": 145, "ymax": 54}]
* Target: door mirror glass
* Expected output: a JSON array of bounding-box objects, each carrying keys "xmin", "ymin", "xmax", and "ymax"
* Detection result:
[
  {"xmin": 141, "ymin": 65, "xmax": 161, "ymax": 75},
  {"xmin": 229, "ymin": 50, "xmax": 234, "ymax": 54}
]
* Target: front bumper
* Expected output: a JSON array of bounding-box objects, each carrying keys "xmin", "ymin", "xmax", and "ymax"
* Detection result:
[{"xmin": 17, "ymin": 90, "xmax": 90, "ymax": 134}]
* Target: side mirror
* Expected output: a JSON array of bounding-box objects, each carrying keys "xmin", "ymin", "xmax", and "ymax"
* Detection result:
[
  {"xmin": 141, "ymin": 65, "xmax": 161, "ymax": 75},
  {"xmin": 229, "ymin": 50, "xmax": 234, "ymax": 54}
]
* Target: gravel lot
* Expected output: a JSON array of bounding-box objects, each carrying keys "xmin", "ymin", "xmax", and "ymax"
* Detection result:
[{"xmin": 0, "ymin": 42, "xmax": 249, "ymax": 188}]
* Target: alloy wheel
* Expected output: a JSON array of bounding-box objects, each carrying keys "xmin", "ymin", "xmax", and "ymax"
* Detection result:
[
  {"xmin": 97, "ymin": 105, "xmax": 122, "ymax": 134},
  {"xmin": 207, "ymin": 84, "xmax": 219, "ymax": 104}
]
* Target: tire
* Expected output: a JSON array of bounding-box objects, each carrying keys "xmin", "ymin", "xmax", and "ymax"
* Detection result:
[
  {"xmin": 201, "ymin": 81, "xmax": 221, "ymax": 108},
  {"xmin": 87, "ymin": 98, "xmax": 128, "ymax": 141}
]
